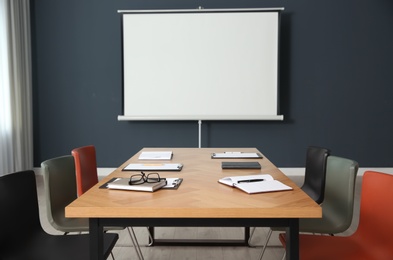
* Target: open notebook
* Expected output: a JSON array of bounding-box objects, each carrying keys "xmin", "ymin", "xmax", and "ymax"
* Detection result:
[{"xmin": 218, "ymin": 174, "xmax": 292, "ymax": 194}]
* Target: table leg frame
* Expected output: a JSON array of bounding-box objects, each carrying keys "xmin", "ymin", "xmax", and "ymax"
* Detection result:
[
  {"xmin": 148, "ymin": 226, "xmax": 250, "ymax": 247},
  {"xmin": 89, "ymin": 218, "xmax": 299, "ymax": 260}
]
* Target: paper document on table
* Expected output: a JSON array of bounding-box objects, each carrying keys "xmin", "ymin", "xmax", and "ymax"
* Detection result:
[
  {"xmin": 234, "ymin": 181, "xmax": 292, "ymax": 194},
  {"xmin": 212, "ymin": 152, "xmax": 262, "ymax": 159},
  {"xmin": 162, "ymin": 178, "xmax": 183, "ymax": 189},
  {"xmin": 123, "ymin": 163, "xmax": 183, "ymax": 171},
  {"xmin": 138, "ymin": 151, "xmax": 173, "ymax": 160}
]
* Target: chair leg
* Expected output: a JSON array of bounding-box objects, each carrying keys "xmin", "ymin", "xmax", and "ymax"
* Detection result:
[
  {"xmin": 126, "ymin": 227, "xmax": 144, "ymax": 260},
  {"xmin": 110, "ymin": 251, "xmax": 115, "ymax": 260},
  {"xmin": 146, "ymin": 227, "xmax": 153, "ymax": 246},
  {"xmin": 258, "ymin": 228, "xmax": 273, "ymax": 260},
  {"xmin": 248, "ymin": 227, "xmax": 257, "ymax": 245}
]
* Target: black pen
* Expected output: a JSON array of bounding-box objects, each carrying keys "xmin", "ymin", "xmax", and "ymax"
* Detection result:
[{"xmin": 237, "ymin": 179, "xmax": 265, "ymax": 183}]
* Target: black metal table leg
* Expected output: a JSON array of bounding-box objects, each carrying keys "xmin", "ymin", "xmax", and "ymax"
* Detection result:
[
  {"xmin": 90, "ymin": 218, "xmax": 104, "ymax": 260},
  {"xmin": 286, "ymin": 219, "xmax": 299, "ymax": 260}
]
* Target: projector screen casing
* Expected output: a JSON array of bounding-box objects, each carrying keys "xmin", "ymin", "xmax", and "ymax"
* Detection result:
[{"xmin": 118, "ymin": 8, "xmax": 284, "ymax": 121}]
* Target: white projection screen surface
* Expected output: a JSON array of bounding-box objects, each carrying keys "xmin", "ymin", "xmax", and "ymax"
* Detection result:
[{"xmin": 118, "ymin": 8, "xmax": 284, "ymax": 121}]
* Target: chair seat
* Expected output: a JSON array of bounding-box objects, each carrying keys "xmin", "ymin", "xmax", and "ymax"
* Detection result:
[
  {"xmin": 0, "ymin": 170, "xmax": 118, "ymax": 260},
  {"xmin": 298, "ymin": 209, "xmax": 348, "ymax": 234},
  {"xmin": 278, "ymin": 171, "xmax": 393, "ymax": 260},
  {"xmin": 51, "ymin": 211, "xmax": 126, "ymax": 233},
  {"xmin": 279, "ymin": 233, "xmax": 389, "ymax": 260},
  {"xmin": 1, "ymin": 232, "xmax": 118, "ymax": 260},
  {"xmin": 51, "ymin": 211, "xmax": 89, "ymax": 232},
  {"xmin": 3, "ymin": 232, "xmax": 118, "ymax": 260}
]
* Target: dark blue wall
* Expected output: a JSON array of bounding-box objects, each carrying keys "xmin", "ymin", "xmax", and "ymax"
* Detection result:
[{"xmin": 31, "ymin": 0, "xmax": 393, "ymax": 167}]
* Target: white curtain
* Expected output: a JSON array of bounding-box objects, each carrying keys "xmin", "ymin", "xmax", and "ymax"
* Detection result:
[{"xmin": 0, "ymin": 0, "xmax": 33, "ymax": 176}]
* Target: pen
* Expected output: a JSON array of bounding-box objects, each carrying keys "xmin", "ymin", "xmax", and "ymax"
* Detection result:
[{"xmin": 237, "ymin": 179, "xmax": 265, "ymax": 183}]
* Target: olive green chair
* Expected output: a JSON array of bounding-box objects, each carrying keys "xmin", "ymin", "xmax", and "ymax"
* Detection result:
[
  {"xmin": 41, "ymin": 155, "xmax": 89, "ymax": 233},
  {"xmin": 41, "ymin": 155, "xmax": 144, "ymax": 260},
  {"xmin": 258, "ymin": 155, "xmax": 359, "ymax": 259}
]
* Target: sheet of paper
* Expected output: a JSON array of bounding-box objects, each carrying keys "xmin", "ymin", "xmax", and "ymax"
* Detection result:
[
  {"xmin": 234, "ymin": 180, "xmax": 292, "ymax": 194},
  {"xmin": 212, "ymin": 152, "xmax": 262, "ymax": 158},
  {"xmin": 138, "ymin": 151, "xmax": 173, "ymax": 160},
  {"xmin": 124, "ymin": 163, "xmax": 182, "ymax": 171}
]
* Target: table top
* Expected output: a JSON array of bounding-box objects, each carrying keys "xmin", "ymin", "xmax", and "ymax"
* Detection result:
[{"xmin": 66, "ymin": 148, "xmax": 321, "ymax": 219}]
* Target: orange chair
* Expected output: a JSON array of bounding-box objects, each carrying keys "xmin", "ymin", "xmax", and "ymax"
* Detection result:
[
  {"xmin": 72, "ymin": 145, "xmax": 99, "ymax": 196},
  {"xmin": 279, "ymin": 171, "xmax": 393, "ymax": 260},
  {"xmin": 72, "ymin": 145, "xmax": 145, "ymax": 260}
]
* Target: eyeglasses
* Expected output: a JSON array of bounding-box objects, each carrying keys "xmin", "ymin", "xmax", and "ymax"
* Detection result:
[{"xmin": 129, "ymin": 172, "xmax": 162, "ymax": 185}]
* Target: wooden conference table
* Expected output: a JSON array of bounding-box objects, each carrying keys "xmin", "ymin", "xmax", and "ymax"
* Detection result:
[{"xmin": 65, "ymin": 148, "xmax": 321, "ymax": 260}]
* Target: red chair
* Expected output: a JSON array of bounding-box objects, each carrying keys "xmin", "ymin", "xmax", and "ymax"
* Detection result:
[
  {"xmin": 72, "ymin": 145, "xmax": 145, "ymax": 260},
  {"xmin": 279, "ymin": 171, "xmax": 393, "ymax": 260},
  {"xmin": 72, "ymin": 145, "xmax": 99, "ymax": 196}
]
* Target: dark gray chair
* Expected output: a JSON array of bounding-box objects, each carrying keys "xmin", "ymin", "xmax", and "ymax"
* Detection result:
[
  {"xmin": 0, "ymin": 170, "xmax": 118, "ymax": 260},
  {"xmin": 301, "ymin": 146, "xmax": 330, "ymax": 204},
  {"xmin": 249, "ymin": 146, "xmax": 330, "ymax": 247}
]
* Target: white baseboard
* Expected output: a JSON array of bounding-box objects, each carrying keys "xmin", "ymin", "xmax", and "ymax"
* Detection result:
[
  {"xmin": 34, "ymin": 167, "xmax": 393, "ymax": 178},
  {"xmin": 96, "ymin": 167, "xmax": 393, "ymax": 178},
  {"xmin": 282, "ymin": 167, "xmax": 393, "ymax": 177}
]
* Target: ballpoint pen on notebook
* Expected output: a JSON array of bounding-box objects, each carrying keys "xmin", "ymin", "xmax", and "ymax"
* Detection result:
[{"xmin": 237, "ymin": 179, "xmax": 265, "ymax": 183}]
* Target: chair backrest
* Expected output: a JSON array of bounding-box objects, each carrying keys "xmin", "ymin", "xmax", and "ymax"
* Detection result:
[
  {"xmin": 41, "ymin": 155, "xmax": 78, "ymax": 231},
  {"xmin": 300, "ymin": 155, "xmax": 359, "ymax": 233},
  {"xmin": 354, "ymin": 171, "xmax": 393, "ymax": 250},
  {"xmin": 0, "ymin": 170, "xmax": 43, "ymax": 256},
  {"xmin": 301, "ymin": 146, "xmax": 330, "ymax": 204},
  {"xmin": 72, "ymin": 145, "xmax": 99, "ymax": 196}
]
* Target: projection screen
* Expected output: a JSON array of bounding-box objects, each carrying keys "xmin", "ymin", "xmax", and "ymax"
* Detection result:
[{"xmin": 118, "ymin": 8, "xmax": 284, "ymax": 121}]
